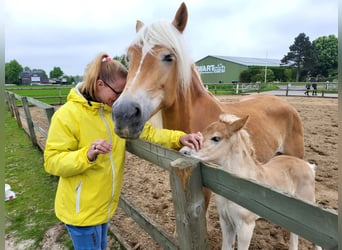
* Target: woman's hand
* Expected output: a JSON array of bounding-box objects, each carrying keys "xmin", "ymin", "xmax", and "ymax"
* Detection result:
[
  {"xmin": 87, "ymin": 139, "xmax": 112, "ymax": 161},
  {"xmin": 179, "ymin": 132, "xmax": 203, "ymax": 151}
]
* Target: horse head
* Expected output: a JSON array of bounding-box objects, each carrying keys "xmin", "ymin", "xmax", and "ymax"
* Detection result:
[
  {"xmin": 180, "ymin": 114, "xmax": 250, "ymax": 166},
  {"xmin": 112, "ymin": 2, "xmax": 192, "ymax": 139}
]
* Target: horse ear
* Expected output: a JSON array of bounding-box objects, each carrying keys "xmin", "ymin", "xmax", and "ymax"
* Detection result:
[
  {"xmin": 172, "ymin": 2, "xmax": 188, "ymax": 33},
  {"xmin": 136, "ymin": 20, "xmax": 144, "ymax": 32},
  {"xmin": 231, "ymin": 115, "xmax": 249, "ymax": 133}
]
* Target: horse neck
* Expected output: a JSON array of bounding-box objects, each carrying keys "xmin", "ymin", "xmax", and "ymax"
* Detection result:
[
  {"xmin": 162, "ymin": 65, "xmax": 223, "ymax": 133},
  {"xmin": 223, "ymin": 131, "xmax": 261, "ymax": 179}
]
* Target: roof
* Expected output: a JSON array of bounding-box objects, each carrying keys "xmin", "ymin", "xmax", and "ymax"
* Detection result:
[{"xmin": 205, "ymin": 55, "xmax": 283, "ymax": 67}]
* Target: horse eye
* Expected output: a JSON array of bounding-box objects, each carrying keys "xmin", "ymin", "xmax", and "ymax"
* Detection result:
[
  {"xmin": 163, "ymin": 54, "xmax": 174, "ymax": 62},
  {"xmin": 211, "ymin": 136, "xmax": 221, "ymax": 142}
]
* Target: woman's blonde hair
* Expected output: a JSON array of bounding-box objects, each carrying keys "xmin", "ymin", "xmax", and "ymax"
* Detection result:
[{"xmin": 80, "ymin": 53, "xmax": 128, "ymax": 100}]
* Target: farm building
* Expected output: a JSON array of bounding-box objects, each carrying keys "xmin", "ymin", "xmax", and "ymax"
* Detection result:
[
  {"xmin": 20, "ymin": 70, "xmax": 49, "ymax": 85},
  {"xmin": 195, "ymin": 55, "xmax": 284, "ymax": 84}
]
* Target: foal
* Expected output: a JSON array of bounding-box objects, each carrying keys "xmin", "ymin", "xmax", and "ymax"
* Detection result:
[{"xmin": 181, "ymin": 114, "xmax": 321, "ymax": 250}]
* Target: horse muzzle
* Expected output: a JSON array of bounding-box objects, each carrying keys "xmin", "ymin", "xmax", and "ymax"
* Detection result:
[{"xmin": 112, "ymin": 97, "xmax": 149, "ymax": 139}]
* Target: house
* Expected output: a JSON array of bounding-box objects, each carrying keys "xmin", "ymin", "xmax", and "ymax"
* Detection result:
[{"xmin": 20, "ymin": 70, "xmax": 49, "ymax": 85}]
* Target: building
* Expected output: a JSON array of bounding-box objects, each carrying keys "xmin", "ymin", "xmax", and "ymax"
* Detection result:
[
  {"xmin": 20, "ymin": 70, "xmax": 49, "ymax": 85},
  {"xmin": 195, "ymin": 55, "xmax": 284, "ymax": 84}
]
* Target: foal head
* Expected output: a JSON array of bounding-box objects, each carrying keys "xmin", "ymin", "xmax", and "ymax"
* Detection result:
[
  {"xmin": 112, "ymin": 2, "xmax": 193, "ymax": 139},
  {"xmin": 181, "ymin": 114, "xmax": 251, "ymax": 166}
]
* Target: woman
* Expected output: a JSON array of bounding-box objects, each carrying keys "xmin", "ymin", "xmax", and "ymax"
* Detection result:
[{"xmin": 44, "ymin": 53, "xmax": 202, "ymax": 250}]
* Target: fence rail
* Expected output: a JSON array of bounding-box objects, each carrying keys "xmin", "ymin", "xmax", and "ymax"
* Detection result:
[
  {"xmin": 205, "ymin": 82, "xmax": 338, "ymax": 96},
  {"xmin": 5, "ymin": 83, "xmax": 338, "ymax": 108},
  {"xmin": 4, "ymin": 90, "xmax": 339, "ymax": 250},
  {"xmin": 5, "ymin": 86, "xmax": 70, "ymax": 105}
]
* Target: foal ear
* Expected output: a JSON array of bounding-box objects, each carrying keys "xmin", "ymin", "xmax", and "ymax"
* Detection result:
[
  {"xmin": 136, "ymin": 20, "xmax": 144, "ymax": 32},
  {"xmin": 172, "ymin": 2, "xmax": 188, "ymax": 33},
  {"xmin": 231, "ymin": 115, "xmax": 249, "ymax": 133}
]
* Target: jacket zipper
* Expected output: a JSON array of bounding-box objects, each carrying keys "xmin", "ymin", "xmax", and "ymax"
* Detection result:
[{"xmin": 99, "ymin": 107, "xmax": 116, "ymax": 220}]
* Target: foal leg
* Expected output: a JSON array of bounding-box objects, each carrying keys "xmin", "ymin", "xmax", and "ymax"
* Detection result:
[
  {"xmin": 289, "ymin": 233, "xmax": 298, "ymax": 250},
  {"xmin": 236, "ymin": 221, "xmax": 255, "ymax": 250},
  {"xmin": 219, "ymin": 216, "xmax": 236, "ymax": 250}
]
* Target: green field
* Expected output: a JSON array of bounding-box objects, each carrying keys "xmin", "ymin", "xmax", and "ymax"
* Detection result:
[{"xmin": 5, "ymin": 85, "xmax": 72, "ymax": 105}]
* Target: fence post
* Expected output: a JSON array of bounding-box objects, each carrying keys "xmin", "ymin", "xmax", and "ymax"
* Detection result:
[
  {"xmin": 21, "ymin": 96, "xmax": 38, "ymax": 147},
  {"xmin": 4, "ymin": 91, "xmax": 12, "ymax": 112},
  {"xmin": 9, "ymin": 93, "xmax": 22, "ymax": 128},
  {"xmin": 322, "ymin": 82, "xmax": 326, "ymax": 97},
  {"xmin": 169, "ymin": 158, "xmax": 208, "ymax": 250},
  {"xmin": 58, "ymin": 88, "xmax": 62, "ymax": 104},
  {"xmin": 44, "ymin": 107, "xmax": 55, "ymax": 126},
  {"xmin": 7, "ymin": 92, "xmax": 15, "ymax": 117}
]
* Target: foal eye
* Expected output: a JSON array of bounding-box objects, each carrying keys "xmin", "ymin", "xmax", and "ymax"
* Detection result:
[
  {"xmin": 211, "ymin": 136, "xmax": 221, "ymax": 142},
  {"xmin": 163, "ymin": 54, "xmax": 174, "ymax": 62}
]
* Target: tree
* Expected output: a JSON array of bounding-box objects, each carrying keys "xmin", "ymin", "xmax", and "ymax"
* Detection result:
[
  {"xmin": 239, "ymin": 67, "xmax": 261, "ymax": 82},
  {"xmin": 281, "ymin": 33, "xmax": 315, "ymax": 81},
  {"xmin": 73, "ymin": 75, "xmax": 83, "ymax": 84},
  {"xmin": 113, "ymin": 54, "xmax": 128, "ymax": 68},
  {"xmin": 284, "ymin": 68, "xmax": 295, "ymax": 82},
  {"xmin": 5, "ymin": 60, "xmax": 23, "ymax": 85},
  {"xmin": 312, "ymin": 35, "xmax": 338, "ymax": 77},
  {"xmin": 251, "ymin": 68, "xmax": 275, "ymax": 83},
  {"xmin": 49, "ymin": 67, "xmax": 64, "ymax": 79}
]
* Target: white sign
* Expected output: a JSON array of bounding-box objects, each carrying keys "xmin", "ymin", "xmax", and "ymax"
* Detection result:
[
  {"xmin": 31, "ymin": 76, "xmax": 40, "ymax": 82},
  {"xmin": 196, "ymin": 63, "xmax": 226, "ymax": 74}
]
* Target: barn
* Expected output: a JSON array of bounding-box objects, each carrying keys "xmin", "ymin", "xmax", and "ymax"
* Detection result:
[
  {"xmin": 195, "ymin": 55, "xmax": 284, "ymax": 84},
  {"xmin": 20, "ymin": 70, "xmax": 49, "ymax": 85}
]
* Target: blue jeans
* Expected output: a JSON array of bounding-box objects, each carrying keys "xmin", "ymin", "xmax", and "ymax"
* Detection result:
[{"xmin": 65, "ymin": 223, "xmax": 108, "ymax": 250}]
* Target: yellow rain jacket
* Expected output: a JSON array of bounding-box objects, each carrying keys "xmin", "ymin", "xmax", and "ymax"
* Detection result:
[{"xmin": 44, "ymin": 86, "xmax": 185, "ymax": 226}]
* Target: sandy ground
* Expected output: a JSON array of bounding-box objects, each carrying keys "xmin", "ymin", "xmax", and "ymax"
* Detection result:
[{"xmin": 6, "ymin": 95, "xmax": 338, "ymax": 249}]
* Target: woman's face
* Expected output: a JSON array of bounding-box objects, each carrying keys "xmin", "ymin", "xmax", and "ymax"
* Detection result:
[{"xmin": 96, "ymin": 77, "xmax": 126, "ymax": 107}]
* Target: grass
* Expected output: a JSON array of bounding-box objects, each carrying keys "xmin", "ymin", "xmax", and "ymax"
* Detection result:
[
  {"xmin": 5, "ymin": 85, "xmax": 72, "ymax": 105},
  {"xmin": 4, "ymin": 109, "xmax": 62, "ymax": 249}
]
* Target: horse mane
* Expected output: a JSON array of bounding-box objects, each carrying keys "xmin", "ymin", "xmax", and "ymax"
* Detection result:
[{"xmin": 132, "ymin": 20, "xmax": 193, "ymax": 95}]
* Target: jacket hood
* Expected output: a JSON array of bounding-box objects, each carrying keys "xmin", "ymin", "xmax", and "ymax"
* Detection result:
[{"xmin": 68, "ymin": 82, "xmax": 111, "ymax": 112}]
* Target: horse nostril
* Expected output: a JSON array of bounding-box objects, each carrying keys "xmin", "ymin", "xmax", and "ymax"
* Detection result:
[
  {"xmin": 134, "ymin": 106, "xmax": 141, "ymax": 117},
  {"xmin": 113, "ymin": 99, "xmax": 142, "ymax": 122}
]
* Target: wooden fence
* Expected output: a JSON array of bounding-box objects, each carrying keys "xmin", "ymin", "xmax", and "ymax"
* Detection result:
[
  {"xmin": 5, "ymin": 86, "xmax": 69, "ymax": 105},
  {"xmin": 206, "ymin": 82, "xmax": 338, "ymax": 96},
  {"xmin": 279, "ymin": 82, "xmax": 338, "ymax": 97},
  {"xmin": 4, "ymin": 90, "xmax": 339, "ymax": 250}
]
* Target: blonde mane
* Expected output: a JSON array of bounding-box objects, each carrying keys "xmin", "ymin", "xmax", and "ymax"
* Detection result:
[{"xmin": 132, "ymin": 20, "xmax": 193, "ymax": 94}]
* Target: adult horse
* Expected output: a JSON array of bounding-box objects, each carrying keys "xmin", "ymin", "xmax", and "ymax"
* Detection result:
[{"xmin": 112, "ymin": 2, "xmax": 304, "ymax": 210}]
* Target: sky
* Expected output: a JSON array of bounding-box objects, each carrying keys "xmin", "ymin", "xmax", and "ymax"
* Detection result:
[{"xmin": 5, "ymin": 0, "xmax": 338, "ymax": 76}]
